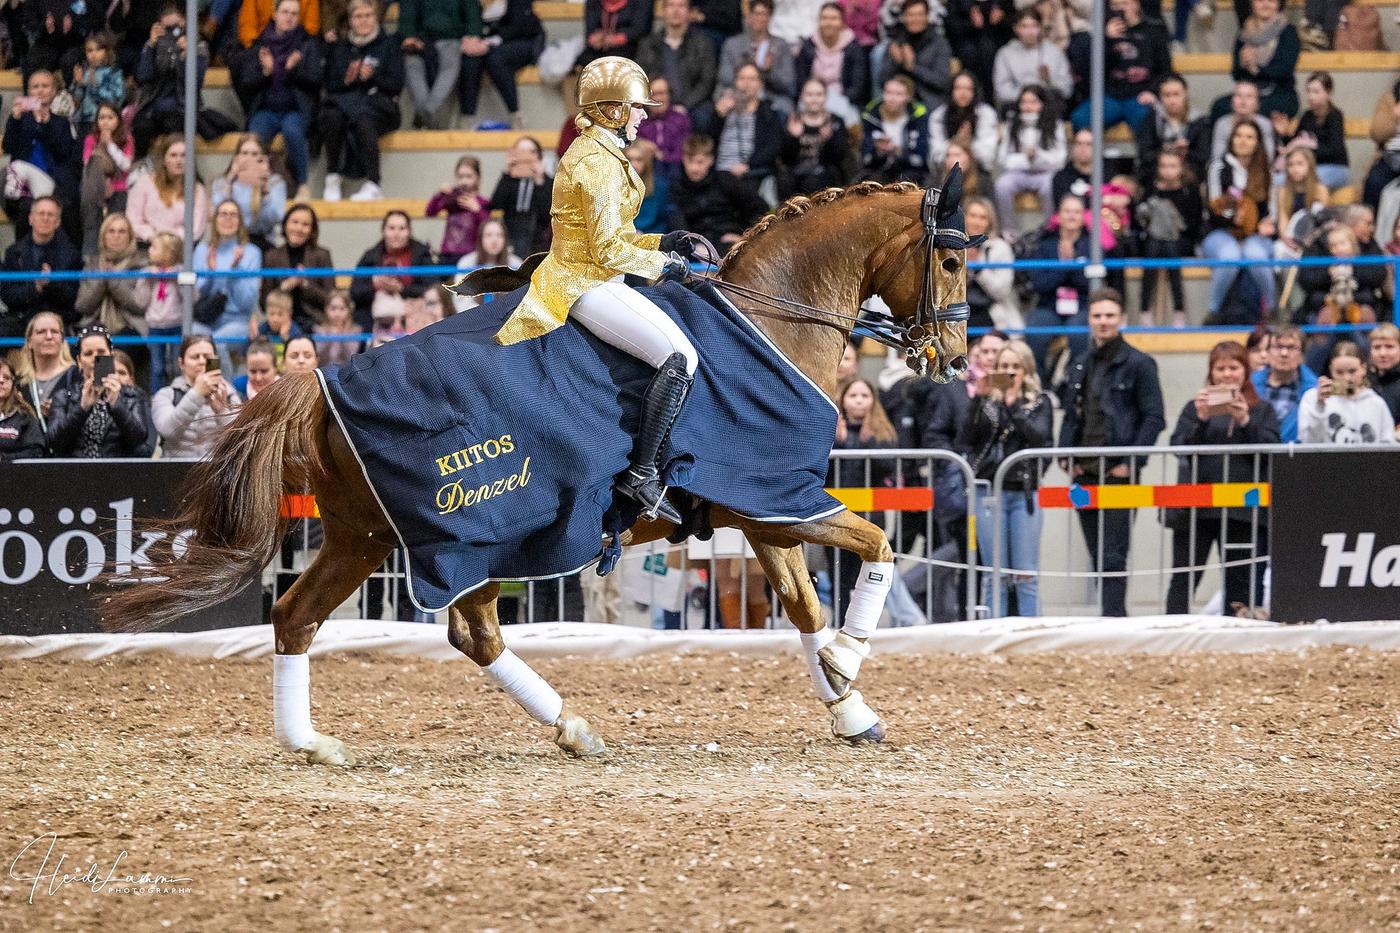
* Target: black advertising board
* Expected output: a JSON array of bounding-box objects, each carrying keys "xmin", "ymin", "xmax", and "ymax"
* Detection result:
[
  {"xmin": 1271, "ymin": 449, "xmax": 1400, "ymax": 623},
  {"xmin": 0, "ymin": 460, "xmax": 260, "ymax": 636}
]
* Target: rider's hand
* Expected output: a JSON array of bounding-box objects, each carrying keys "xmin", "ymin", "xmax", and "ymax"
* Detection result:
[
  {"xmin": 659, "ymin": 231, "xmax": 698, "ymax": 260},
  {"xmin": 657, "ymin": 252, "xmax": 690, "ymax": 283}
]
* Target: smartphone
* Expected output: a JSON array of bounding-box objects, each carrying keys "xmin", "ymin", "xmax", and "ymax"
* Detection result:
[
  {"xmin": 15, "ymin": 96, "xmax": 41, "ymax": 112},
  {"xmin": 1204, "ymin": 385, "xmax": 1236, "ymax": 416},
  {"xmin": 988, "ymin": 372, "xmax": 1015, "ymax": 391},
  {"xmin": 93, "ymin": 355, "xmax": 116, "ymax": 382},
  {"xmin": 204, "ymin": 358, "xmax": 221, "ymax": 376},
  {"xmin": 1334, "ymin": 378, "xmax": 1355, "ymax": 398}
]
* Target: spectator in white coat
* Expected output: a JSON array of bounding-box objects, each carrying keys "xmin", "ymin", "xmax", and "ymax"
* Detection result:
[
  {"xmin": 992, "ymin": 9, "xmax": 1072, "ymax": 110},
  {"xmin": 1299, "ymin": 341, "xmax": 1397, "ymax": 445},
  {"xmin": 928, "ymin": 72, "xmax": 999, "ymax": 173},
  {"xmin": 152, "ymin": 334, "xmax": 243, "ymax": 458}
]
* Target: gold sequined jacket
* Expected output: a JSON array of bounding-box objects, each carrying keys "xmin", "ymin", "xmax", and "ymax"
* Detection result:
[{"xmin": 494, "ymin": 124, "xmax": 666, "ymax": 345}]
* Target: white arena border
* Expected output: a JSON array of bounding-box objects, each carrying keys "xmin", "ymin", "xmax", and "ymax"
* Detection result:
[{"xmin": 2, "ymin": 616, "xmax": 1399, "ymax": 661}]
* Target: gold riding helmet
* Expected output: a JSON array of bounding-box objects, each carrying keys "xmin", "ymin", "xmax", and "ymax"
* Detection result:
[{"xmin": 576, "ymin": 56, "xmax": 659, "ymax": 129}]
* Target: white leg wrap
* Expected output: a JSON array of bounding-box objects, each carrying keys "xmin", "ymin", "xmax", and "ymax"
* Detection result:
[
  {"xmin": 273, "ymin": 653, "xmax": 319, "ymax": 752},
  {"xmin": 799, "ymin": 628, "xmax": 841, "ymax": 703},
  {"xmin": 827, "ymin": 689, "xmax": 880, "ymax": 738},
  {"xmin": 817, "ymin": 629, "xmax": 872, "ymax": 685},
  {"xmin": 842, "ymin": 561, "xmax": 894, "ymax": 640},
  {"xmin": 485, "ymin": 649, "xmax": 564, "ymax": 726}
]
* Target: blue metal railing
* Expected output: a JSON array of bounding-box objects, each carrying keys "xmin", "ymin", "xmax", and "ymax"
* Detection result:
[{"xmin": 1, "ymin": 254, "xmax": 1395, "ymax": 347}]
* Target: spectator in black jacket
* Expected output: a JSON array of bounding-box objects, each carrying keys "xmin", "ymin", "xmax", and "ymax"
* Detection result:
[
  {"xmin": 859, "ymin": 76, "xmax": 930, "ymax": 185},
  {"xmin": 636, "ymin": 0, "xmax": 718, "ymax": 113},
  {"xmin": 699, "ymin": 62, "xmax": 783, "ymax": 198},
  {"xmin": 458, "ymin": 0, "xmax": 545, "ymax": 129},
  {"xmin": 1070, "ymin": 0, "xmax": 1169, "ymax": 136},
  {"xmin": 319, "ymin": 0, "xmax": 404, "ymax": 203},
  {"xmin": 779, "ymin": 79, "xmax": 854, "ymax": 196},
  {"xmin": 22, "ymin": 0, "xmax": 90, "ymax": 77},
  {"xmin": 673, "ymin": 133, "xmax": 770, "ymax": 251},
  {"xmin": 1025, "ymin": 194, "xmax": 1092, "ymax": 381},
  {"xmin": 1056, "ymin": 288, "xmax": 1166, "ymax": 617},
  {"xmin": 1164, "ymin": 340, "xmax": 1279, "ymax": 614},
  {"xmin": 349, "ymin": 210, "xmax": 437, "ymax": 333},
  {"xmin": 0, "ymin": 359, "xmax": 47, "ymax": 460},
  {"xmin": 3, "ymin": 69, "xmax": 81, "ymax": 241},
  {"xmin": 942, "ymin": 0, "xmax": 1012, "ymax": 97},
  {"xmin": 1051, "ymin": 128, "xmax": 1095, "ymax": 207},
  {"xmin": 1280, "ymin": 72, "xmax": 1348, "ymax": 190},
  {"xmin": 45, "ymin": 326, "xmax": 154, "ymax": 459},
  {"xmin": 1297, "ymin": 222, "xmax": 1387, "ymax": 374},
  {"xmin": 1136, "ymin": 73, "xmax": 1205, "ymax": 188},
  {"xmin": 1137, "ymin": 149, "xmax": 1203, "ymax": 327},
  {"xmin": 691, "ymin": 0, "xmax": 742, "ymax": 50},
  {"xmin": 578, "ymin": 0, "xmax": 654, "ymax": 68},
  {"xmin": 794, "ymin": 3, "xmax": 870, "ymax": 122},
  {"xmin": 488, "ymin": 135, "xmax": 554, "ymax": 258},
  {"xmin": 1367, "ymin": 323, "xmax": 1400, "ymax": 431},
  {"xmin": 0, "ymin": 197, "xmax": 83, "ymax": 339},
  {"xmin": 130, "ymin": 3, "xmax": 209, "ymax": 159},
  {"xmin": 956, "ymin": 338, "xmax": 1053, "ymax": 616},
  {"xmin": 236, "ymin": 0, "xmax": 323, "ymax": 200},
  {"xmin": 877, "ymin": 0, "xmax": 951, "ymax": 110}
]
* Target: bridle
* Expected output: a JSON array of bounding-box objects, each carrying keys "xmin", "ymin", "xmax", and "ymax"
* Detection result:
[{"xmin": 695, "ymin": 185, "xmax": 970, "ymax": 377}]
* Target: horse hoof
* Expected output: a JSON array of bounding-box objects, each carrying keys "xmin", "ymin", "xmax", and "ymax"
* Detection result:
[
  {"xmin": 554, "ymin": 713, "xmax": 607, "ymax": 759},
  {"xmin": 827, "ymin": 689, "xmax": 882, "ymax": 744},
  {"xmin": 301, "ymin": 734, "xmax": 356, "ymax": 767},
  {"xmin": 841, "ymin": 720, "xmax": 887, "ymax": 745}
]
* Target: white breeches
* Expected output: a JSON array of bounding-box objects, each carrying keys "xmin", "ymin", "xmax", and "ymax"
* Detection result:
[{"xmin": 571, "ymin": 281, "xmax": 698, "ymax": 374}]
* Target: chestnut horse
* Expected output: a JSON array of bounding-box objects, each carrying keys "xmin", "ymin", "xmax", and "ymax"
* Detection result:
[{"xmin": 101, "ymin": 179, "xmax": 972, "ymax": 765}]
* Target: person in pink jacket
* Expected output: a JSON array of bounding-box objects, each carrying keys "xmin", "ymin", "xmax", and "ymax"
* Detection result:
[{"xmin": 126, "ymin": 135, "xmax": 210, "ymax": 246}]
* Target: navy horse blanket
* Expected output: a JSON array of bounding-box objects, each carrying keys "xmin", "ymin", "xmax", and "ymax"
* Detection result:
[{"xmin": 317, "ymin": 281, "xmax": 843, "ymax": 612}]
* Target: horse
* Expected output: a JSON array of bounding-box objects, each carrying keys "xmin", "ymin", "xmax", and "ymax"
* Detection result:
[{"xmin": 100, "ymin": 176, "xmax": 973, "ymax": 765}]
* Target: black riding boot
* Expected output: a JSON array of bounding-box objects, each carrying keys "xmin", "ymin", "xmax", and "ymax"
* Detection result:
[{"xmin": 616, "ymin": 352, "xmax": 692, "ymax": 524}]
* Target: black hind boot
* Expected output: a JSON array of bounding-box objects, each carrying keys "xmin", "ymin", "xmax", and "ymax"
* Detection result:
[{"xmin": 616, "ymin": 352, "xmax": 693, "ymax": 524}]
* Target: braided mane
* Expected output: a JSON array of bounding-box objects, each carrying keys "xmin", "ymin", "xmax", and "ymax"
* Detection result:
[{"xmin": 719, "ymin": 181, "xmax": 921, "ymax": 271}]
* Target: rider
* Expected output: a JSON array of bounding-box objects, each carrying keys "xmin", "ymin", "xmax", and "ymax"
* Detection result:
[{"xmin": 493, "ymin": 57, "xmax": 703, "ymax": 525}]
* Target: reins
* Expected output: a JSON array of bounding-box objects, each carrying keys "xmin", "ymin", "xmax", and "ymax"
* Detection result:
[{"xmin": 692, "ymin": 185, "xmax": 972, "ymax": 375}]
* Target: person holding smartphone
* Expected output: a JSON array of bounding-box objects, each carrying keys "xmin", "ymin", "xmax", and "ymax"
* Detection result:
[
  {"xmin": 44, "ymin": 325, "xmax": 153, "ymax": 458},
  {"xmin": 1164, "ymin": 340, "xmax": 1279, "ymax": 614},
  {"xmin": 1299, "ymin": 341, "xmax": 1397, "ymax": 445},
  {"xmin": 152, "ymin": 335, "xmax": 243, "ymax": 458},
  {"xmin": 956, "ymin": 339, "xmax": 1053, "ymax": 616}
]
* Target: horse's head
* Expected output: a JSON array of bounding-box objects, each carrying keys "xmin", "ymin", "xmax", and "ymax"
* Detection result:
[{"xmin": 869, "ymin": 166, "xmax": 982, "ymax": 384}]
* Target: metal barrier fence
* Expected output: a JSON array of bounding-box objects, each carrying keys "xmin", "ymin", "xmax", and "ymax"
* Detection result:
[
  {"xmin": 269, "ymin": 448, "xmax": 980, "ymax": 628},
  {"xmin": 987, "ymin": 444, "xmax": 1398, "ymax": 618}
]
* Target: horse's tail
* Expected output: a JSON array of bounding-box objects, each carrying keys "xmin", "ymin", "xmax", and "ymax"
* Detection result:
[{"xmin": 99, "ymin": 374, "xmax": 326, "ymax": 634}]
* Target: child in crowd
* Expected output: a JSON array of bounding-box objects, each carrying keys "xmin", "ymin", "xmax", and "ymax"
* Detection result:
[
  {"xmin": 1299, "ymin": 341, "xmax": 1397, "ymax": 445},
  {"xmin": 252, "ymin": 288, "xmax": 307, "ymax": 360},
  {"xmin": 1366, "ymin": 322, "xmax": 1400, "ymax": 431},
  {"xmin": 1279, "ymin": 72, "xmax": 1348, "ymax": 191},
  {"xmin": 313, "ymin": 290, "xmax": 362, "ymax": 365},
  {"xmin": 70, "ymin": 33, "xmax": 124, "ymax": 138},
  {"xmin": 1138, "ymin": 149, "xmax": 1203, "ymax": 327},
  {"xmin": 133, "ymin": 232, "xmax": 184, "ymax": 392},
  {"xmin": 1274, "ymin": 148, "xmax": 1329, "ymax": 259},
  {"xmin": 426, "ymin": 155, "xmax": 491, "ymax": 266},
  {"xmin": 80, "ymin": 102, "xmax": 135, "ymax": 257}
]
